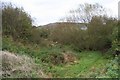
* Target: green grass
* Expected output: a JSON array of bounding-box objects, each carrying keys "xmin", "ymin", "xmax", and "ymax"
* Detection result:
[
  {"xmin": 44, "ymin": 51, "xmax": 110, "ymax": 78},
  {"xmin": 3, "ymin": 37, "xmax": 118, "ymax": 78}
]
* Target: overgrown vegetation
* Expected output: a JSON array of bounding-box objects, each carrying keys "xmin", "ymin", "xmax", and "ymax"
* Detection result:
[
  {"xmin": 1, "ymin": 51, "xmax": 46, "ymax": 78},
  {"xmin": 2, "ymin": 2, "xmax": 120, "ymax": 78}
]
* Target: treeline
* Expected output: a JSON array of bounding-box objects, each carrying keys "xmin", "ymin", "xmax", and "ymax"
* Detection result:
[
  {"xmin": 2, "ymin": 2, "xmax": 120, "ymax": 54},
  {"xmin": 2, "ymin": 2, "xmax": 44, "ymax": 44},
  {"xmin": 49, "ymin": 17, "xmax": 117, "ymax": 51}
]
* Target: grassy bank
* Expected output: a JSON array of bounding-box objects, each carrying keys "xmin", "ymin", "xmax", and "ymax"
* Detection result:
[{"xmin": 2, "ymin": 37, "xmax": 119, "ymax": 78}]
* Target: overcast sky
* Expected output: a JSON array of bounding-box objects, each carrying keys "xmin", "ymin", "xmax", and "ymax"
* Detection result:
[{"xmin": 1, "ymin": 0, "xmax": 120, "ymax": 26}]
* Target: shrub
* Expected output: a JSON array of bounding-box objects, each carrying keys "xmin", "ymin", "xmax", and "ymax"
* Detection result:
[
  {"xmin": 49, "ymin": 17, "xmax": 117, "ymax": 52},
  {"xmin": 104, "ymin": 56, "xmax": 119, "ymax": 78},
  {"xmin": 108, "ymin": 25, "xmax": 120, "ymax": 56},
  {"xmin": 41, "ymin": 51, "xmax": 64, "ymax": 65},
  {"xmin": 2, "ymin": 2, "xmax": 32, "ymax": 41}
]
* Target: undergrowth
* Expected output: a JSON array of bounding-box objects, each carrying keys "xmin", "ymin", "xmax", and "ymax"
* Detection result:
[{"xmin": 2, "ymin": 37, "xmax": 119, "ymax": 78}]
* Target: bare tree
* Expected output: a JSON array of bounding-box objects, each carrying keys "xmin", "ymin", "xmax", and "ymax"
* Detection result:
[{"xmin": 60, "ymin": 3, "xmax": 107, "ymax": 23}]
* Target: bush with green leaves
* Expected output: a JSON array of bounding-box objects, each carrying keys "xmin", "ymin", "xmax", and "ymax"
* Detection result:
[
  {"xmin": 107, "ymin": 22, "xmax": 120, "ymax": 56},
  {"xmin": 87, "ymin": 16, "xmax": 117, "ymax": 51},
  {"xmin": 2, "ymin": 2, "xmax": 32, "ymax": 41},
  {"xmin": 106, "ymin": 56, "xmax": 119, "ymax": 78},
  {"xmin": 2, "ymin": 2, "xmax": 48, "ymax": 45},
  {"xmin": 2, "ymin": 37, "xmax": 41, "ymax": 58}
]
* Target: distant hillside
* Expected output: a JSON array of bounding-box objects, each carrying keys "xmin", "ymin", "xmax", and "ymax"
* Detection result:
[{"xmin": 38, "ymin": 22, "xmax": 87, "ymax": 30}]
